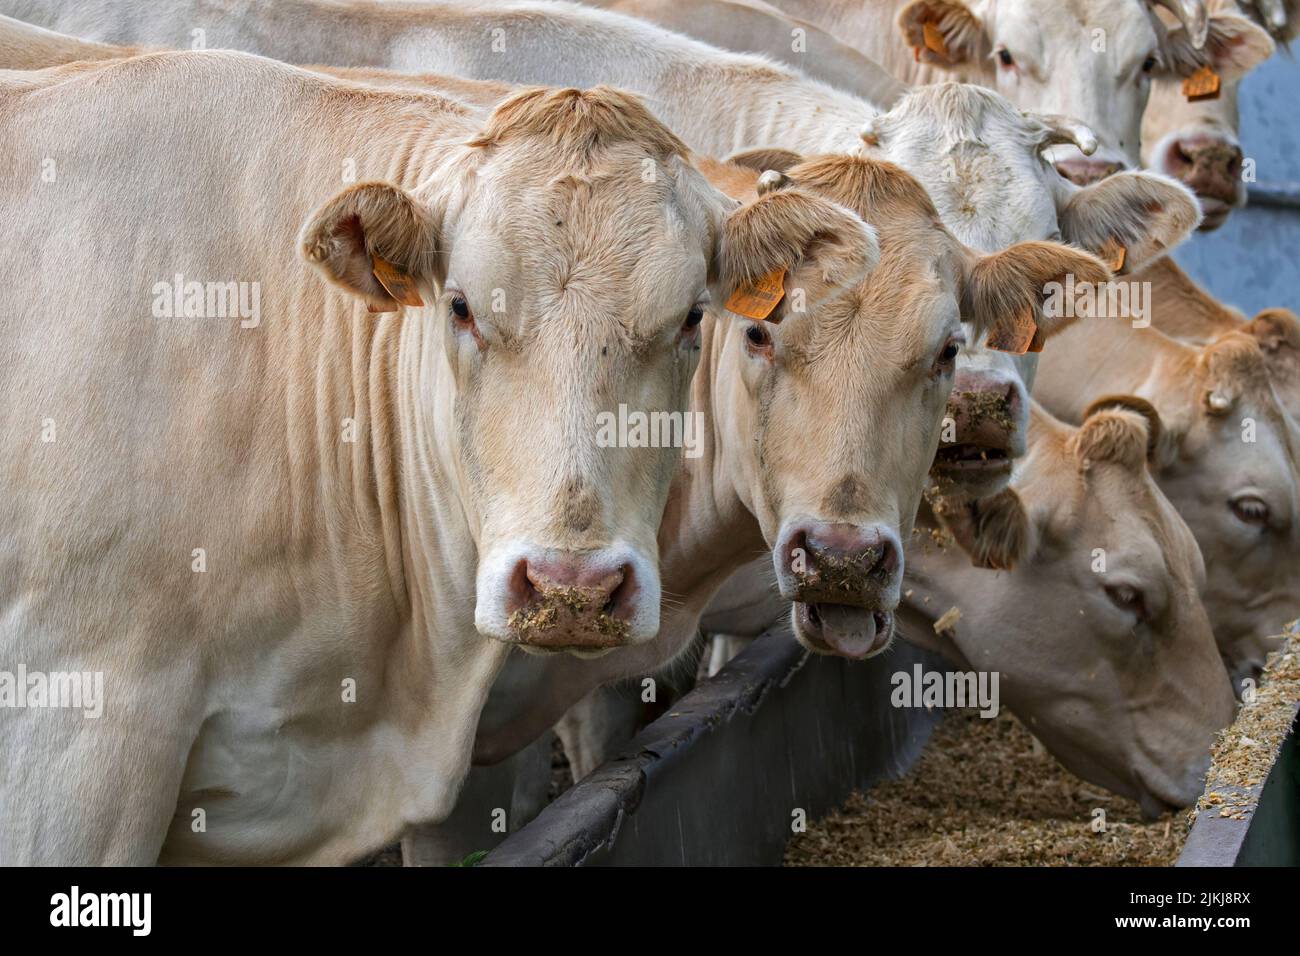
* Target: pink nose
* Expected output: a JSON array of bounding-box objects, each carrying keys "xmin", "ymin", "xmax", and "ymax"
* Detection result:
[
  {"xmin": 504, "ymin": 556, "xmax": 639, "ymax": 649},
  {"xmin": 1054, "ymin": 157, "xmax": 1124, "ymax": 186},
  {"xmin": 780, "ymin": 522, "xmax": 901, "ymax": 605},
  {"xmin": 946, "ymin": 373, "xmax": 1023, "ymax": 450},
  {"xmin": 1162, "ymin": 133, "xmax": 1242, "ymax": 218}
]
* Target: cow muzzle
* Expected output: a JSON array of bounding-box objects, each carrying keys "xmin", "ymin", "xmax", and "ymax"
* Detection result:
[
  {"xmin": 932, "ymin": 371, "xmax": 1025, "ymax": 499},
  {"xmin": 1160, "ymin": 133, "xmax": 1243, "ymax": 231},
  {"xmin": 775, "ymin": 521, "xmax": 902, "ymax": 660},
  {"xmin": 475, "ymin": 545, "xmax": 659, "ymax": 655}
]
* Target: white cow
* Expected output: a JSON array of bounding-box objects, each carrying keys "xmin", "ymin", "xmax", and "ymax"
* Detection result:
[{"xmin": 0, "ymin": 50, "xmax": 865, "ymax": 863}]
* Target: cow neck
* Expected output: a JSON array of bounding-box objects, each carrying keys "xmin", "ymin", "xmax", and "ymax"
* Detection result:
[
  {"xmin": 1144, "ymin": 255, "xmax": 1244, "ymax": 342},
  {"xmin": 658, "ymin": 315, "xmax": 770, "ymax": 585},
  {"xmin": 331, "ymin": 120, "xmax": 510, "ymax": 726}
]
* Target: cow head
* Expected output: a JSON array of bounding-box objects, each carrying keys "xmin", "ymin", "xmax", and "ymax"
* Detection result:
[
  {"xmin": 709, "ymin": 153, "xmax": 1109, "ymax": 659},
  {"xmin": 910, "ymin": 401, "xmax": 1235, "ymax": 815},
  {"xmin": 300, "ymin": 87, "xmax": 840, "ymax": 655},
  {"xmin": 857, "ymin": 83, "xmax": 1201, "ymax": 504},
  {"xmin": 1142, "ymin": 1, "xmax": 1275, "ymax": 230},
  {"xmin": 897, "ymin": 0, "xmax": 1226, "ymax": 183},
  {"xmin": 1147, "ymin": 331, "xmax": 1300, "ymax": 683}
]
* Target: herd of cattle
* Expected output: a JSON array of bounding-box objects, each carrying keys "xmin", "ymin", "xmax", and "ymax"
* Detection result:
[{"xmin": 0, "ymin": 0, "xmax": 1297, "ymax": 866}]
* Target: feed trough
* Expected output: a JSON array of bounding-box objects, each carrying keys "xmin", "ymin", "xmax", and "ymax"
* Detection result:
[{"xmin": 481, "ymin": 629, "xmax": 946, "ymax": 866}]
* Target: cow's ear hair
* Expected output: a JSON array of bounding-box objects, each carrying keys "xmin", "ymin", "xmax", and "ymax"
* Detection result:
[
  {"xmin": 1163, "ymin": 11, "xmax": 1275, "ymax": 79},
  {"xmin": 715, "ymin": 189, "xmax": 879, "ymax": 310},
  {"xmin": 936, "ymin": 487, "xmax": 1035, "ymax": 570},
  {"xmin": 1246, "ymin": 308, "xmax": 1300, "ymax": 354},
  {"xmin": 725, "ymin": 147, "xmax": 804, "ymax": 174},
  {"xmin": 299, "ymin": 182, "xmax": 441, "ymax": 312},
  {"xmin": 962, "ymin": 241, "xmax": 1111, "ymax": 351},
  {"xmin": 897, "ymin": 0, "xmax": 986, "ymax": 68},
  {"xmin": 1057, "ymin": 170, "xmax": 1201, "ymax": 274}
]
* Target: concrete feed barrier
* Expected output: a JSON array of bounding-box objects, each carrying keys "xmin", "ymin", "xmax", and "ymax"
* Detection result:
[{"xmin": 1179, "ymin": 624, "xmax": 1300, "ymax": 867}]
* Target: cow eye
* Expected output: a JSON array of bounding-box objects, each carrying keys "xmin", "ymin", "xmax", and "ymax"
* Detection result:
[
  {"xmin": 450, "ymin": 294, "xmax": 473, "ymax": 323},
  {"xmin": 745, "ymin": 322, "xmax": 773, "ymax": 355},
  {"xmin": 933, "ymin": 334, "xmax": 964, "ymax": 375},
  {"xmin": 1231, "ymin": 495, "xmax": 1270, "ymax": 527},
  {"xmin": 683, "ymin": 305, "xmax": 705, "ymax": 331},
  {"xmin": 1104, "ymin": 584, "xmax": 1147, "ymax": 621},
  {"xmin": 997, "ymin": 48, "xmax": 1015, "ymax": 68}
]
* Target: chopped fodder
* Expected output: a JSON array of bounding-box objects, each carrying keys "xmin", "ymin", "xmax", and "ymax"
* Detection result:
[
  {"xmin": 507, "ymin": 585, "xmax": 631, "ymax": 644},
  {"xmin": 1194, "ymin": 625, "xmax": 1300, "ymax": 824},
  {"xmin": 785, "ymin": 710, "xmax": 1188, "ymax": 866}
]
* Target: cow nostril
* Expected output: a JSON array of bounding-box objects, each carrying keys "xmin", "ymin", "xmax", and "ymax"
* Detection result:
[
  {"xmin": 509, "ymin": 559, "xmax": 540, "ymax": 614},
  {"xmin": 603, "ymin": 564, "xmax": 636, "ymax": 621},
  {"xmin": 869, "ymin": 537, "xmax": 899, "ymax": 578}
]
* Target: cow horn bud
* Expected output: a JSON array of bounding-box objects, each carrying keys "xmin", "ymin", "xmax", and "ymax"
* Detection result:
[
  {"xmin": 1150, "ymin": 0, "xmax": 1209, "ymax": 48},
  {"xmin": 1032, "ymin": 113, "xmax": 1099, "ymax": 157}
]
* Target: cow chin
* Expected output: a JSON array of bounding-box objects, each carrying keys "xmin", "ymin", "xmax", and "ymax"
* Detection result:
[
  {"xmin": 473, "ymin": 541, "xmax": 661, "ymax": 654},
  {"xmin": 790, "ymin": 602, "xmax": 895, "ymax": 661}
]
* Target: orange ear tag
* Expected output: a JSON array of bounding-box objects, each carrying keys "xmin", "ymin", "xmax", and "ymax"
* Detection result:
[
  {"xmin": 923, "ymin": 19, "xmax": 949, "ymax": 58},
  {"xmin": 1100, "ymin": 240, "xmax": 1127, "ymax": 273},
  {"xmin": 725, "ymin": 268, "xmax": 786, "ymax": 322},
  {"xmin": 1182, "ymin": 65, "xmax": 1221, "ymax": 102},
  {"xmin": 986, "ymin": 307, "xmax": 1040, "ymax": 355},
  {"xmin": 372, "ymin": 255, "xmax": 425, "ymax": 307}
]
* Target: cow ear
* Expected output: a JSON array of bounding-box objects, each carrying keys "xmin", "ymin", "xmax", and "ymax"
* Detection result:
[
  {"xmin": 1163, "ymin": 11, "xmax": 1275, "ymax": 79},
  {"xmin": 725, "ymin": 147, "xmax": 804, "ymax": 174},
  {"xmin": 1057, "ymin": 171, "xmax": 1201, "ymax": 274},
  {"xmin": 299, "ymin": 182, "xmax": 441, "ymax": 313},
  {"xmin": 962, "ymin": 241, "xmax": 1111, "ymax": 351},
  {"xmin": 715, "ymin": 189, "xmax": 879, "ymax": 317},
  {"xmin": 1082, "ymin": 395, "xmax": 1165, "ymax": 466},
  {"xmin": 935, "ymin": 487, "xmax": 1035, "ymax": 571},
  {"xmin": 897, "ymin": 0, "xmax": 986, "ymax": 68},
  {"xmin": 1246, "ymin": 308, "xmax": 1300, "ymax": 354}
]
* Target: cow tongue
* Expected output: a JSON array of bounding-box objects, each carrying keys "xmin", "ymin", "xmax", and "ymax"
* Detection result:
[{"xmin": 808, "ymin": 603, "xmax": 893, "ymax": 659}]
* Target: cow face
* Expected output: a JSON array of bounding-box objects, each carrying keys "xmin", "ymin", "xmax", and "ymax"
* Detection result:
[
  {"xmin": 711, "ymin": 155, "xmax": 1110, "ymax": 659},
  {"xmin": 898, "ymin": 0, "xmax": 1227, "ymax": 183},
  {"xmin": 1141, "ymin": 3, "xmax": 1274, "ymax": 230},
  {"xmin": 857, "ymin": 83, "xmax": 1201, "ymax": 505},
  {"xmin": 1151, "ymin": 332, "xmax": 1300, "ymax": 684},
  {"xmin": 300, "ymin": 87, "xmax": 851, "ymax": 655},
  {"xmin": 914, "ymin": 403, "xmax": 1235, "ymax": 815}
]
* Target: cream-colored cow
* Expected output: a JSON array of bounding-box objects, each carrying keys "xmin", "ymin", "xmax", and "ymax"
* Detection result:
[
  {"xmin": 594, "ymin": 0, "xmax": 1272, "ymax": 229},
  {"xmin": 0, "ymin": 50, "xmax": 877, "ymax": 863},
  {"xmin": 1, "ymin": 2, "xmax": 1206, "ymax": 506},
  {"xmin": 701, "ymin": 402, "xmax": 1236, "ymax": 815},
  {"xmin": 1036, "ymin": 317, "xmax": 1300, "ymax": 687},
  {"xmin": 1141, "ymin": 0, "xmax": 1294, "ymax": 230}
]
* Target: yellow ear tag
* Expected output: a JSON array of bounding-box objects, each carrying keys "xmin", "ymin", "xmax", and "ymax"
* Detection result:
[
  {"xmin": 923, "ymin": 19, "xmax": 949, "ymax": 58},
  {"xmin": 372, "ymin": 255, "xmax": 425, "ymax": 308},
  {"xmin": 986, "ymin": 307, "xmax": 1041, "ymax": 355},
  {"xmin": 1100, "ymin": 239, "xmax": 1127, "ymax": 273},
  {"xmin": 725, "ymin": 268, "xmax": 786, "ymax": 322},
  {"xmin": 1182, "ymin": 65, "xmax": 1221, "ymax": 102}
]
